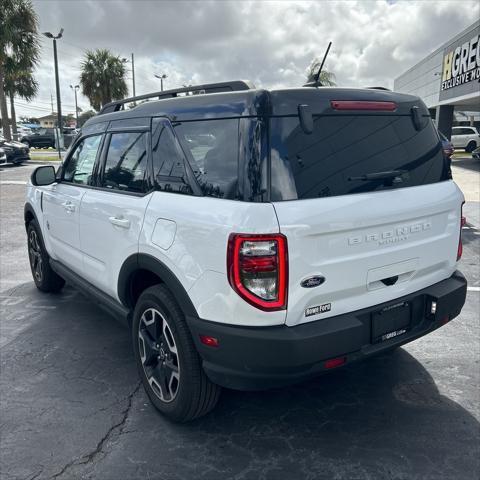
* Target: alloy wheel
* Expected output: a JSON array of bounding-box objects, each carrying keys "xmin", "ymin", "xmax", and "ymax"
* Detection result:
[
  {"xmin": 28, "ymin": 229, "xmax": 43, "ymax": 282},
  {"xmin": 138, "ymin": 308, "xmax": 180, "ymax": 403}
]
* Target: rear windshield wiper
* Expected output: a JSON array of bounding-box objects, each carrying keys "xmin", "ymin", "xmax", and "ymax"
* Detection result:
[{"xmin": 348, "ymin": 169, "xmax": 409, "ymax": 185}]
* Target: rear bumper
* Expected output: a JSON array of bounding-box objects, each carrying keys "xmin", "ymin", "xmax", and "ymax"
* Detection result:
[{"xmin": 186, "ymin": 271, "xmax": 467, "ymax": 390}]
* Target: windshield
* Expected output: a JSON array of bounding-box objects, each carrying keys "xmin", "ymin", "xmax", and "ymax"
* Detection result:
[{"xmin": 270, "ymin": 115, "xmax": 449, "ymax": 201}]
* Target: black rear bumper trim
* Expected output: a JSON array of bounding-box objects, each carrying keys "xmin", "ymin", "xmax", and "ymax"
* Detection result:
[{"xmin": 186, "ymin": 271, "xmax": 467, "ymax": 390}]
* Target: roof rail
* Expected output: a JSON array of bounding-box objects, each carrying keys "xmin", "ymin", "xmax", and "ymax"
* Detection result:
[
  {"xmin": 366, "ymin": 86, "xmax": 391, "ymax": 91},
  {"xmin": 99, "ymin": 80, "xmax": 255, "ymax": 115}
]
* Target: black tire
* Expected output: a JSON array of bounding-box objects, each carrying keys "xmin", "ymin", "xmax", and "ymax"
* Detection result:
[
  {"xmin": 132, "ymin": 285, "xmax": 221, "ymax": 422},
  {"xmin": 465, "ymin": 141, "xmax": 477, "ymax": 153},
  {"xmin": 27, "ymin": 219, "xmax": 65, "ymax": 293}
]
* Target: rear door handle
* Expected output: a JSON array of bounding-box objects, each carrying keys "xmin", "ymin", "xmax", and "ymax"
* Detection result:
[
  {"xmin": 109, "ymin": 216, "xmax": 131, "ymax": 229},
  {"xmin": 62, "ymin": 201, "xmax": 75, "ymax": 213}
]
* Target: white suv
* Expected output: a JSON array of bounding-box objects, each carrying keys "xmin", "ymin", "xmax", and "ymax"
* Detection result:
[
  {"xmin": 25, "ymin": 81, "xmax": 467, "ymax": 422},
  {"xmin": 451, "ymin": 126, "xmax": 480, "ymax": 152}
]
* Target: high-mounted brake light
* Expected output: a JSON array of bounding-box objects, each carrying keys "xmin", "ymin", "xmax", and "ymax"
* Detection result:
[
  {"xmin": 227, "ymin": 234, "xmax": 288, "ymax": 311},
  {"xmin": 330, "ymin": 100, "xmax": 397, "ymax": 111},
  {"xmin": 457, "ymin": 203, "xmax": 466, "ymax": 261}
]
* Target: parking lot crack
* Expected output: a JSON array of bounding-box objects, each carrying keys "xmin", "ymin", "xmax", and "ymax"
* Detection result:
[{"xmin": 50, "ymin": 381, "xmax": 141, "ymax": 479}]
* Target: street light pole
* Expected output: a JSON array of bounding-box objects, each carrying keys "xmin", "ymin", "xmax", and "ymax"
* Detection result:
[
  {"xmin": 43, "ymin": 28, "xmax": 64, "ymax": 159},
  {"xmin": 154, "ymin": 73, "xmax": 167, "ymax": 92},
  {"xmin": 70, "ymin": 84, "xmax": 79, "ymax": 127},
  {"xmin": 131, "ymin": 53, "xmax": 136, "ymax": 98}
]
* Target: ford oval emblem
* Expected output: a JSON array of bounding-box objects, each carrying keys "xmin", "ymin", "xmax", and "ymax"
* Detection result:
[{"xmin": 301, "ymin": 276, "xmax": 325, "ymax": 288}]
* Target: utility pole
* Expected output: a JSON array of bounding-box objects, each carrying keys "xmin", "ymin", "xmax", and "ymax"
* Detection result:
[
  {"xmin": 131, "ymin": 53, "xmax": 136, "ymax": 99},
  {"xmin": 70, "ymin": 84, "xmax": 79, "ymax": 127},
  {"xmin": 43, "ymin": 28, "xmax": 64, "ymax": 159}
]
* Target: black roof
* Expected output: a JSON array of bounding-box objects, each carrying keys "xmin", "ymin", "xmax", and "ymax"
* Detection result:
[{"xmin": 83, "ymin": 82, "xmax": 423, "ymax": 129}]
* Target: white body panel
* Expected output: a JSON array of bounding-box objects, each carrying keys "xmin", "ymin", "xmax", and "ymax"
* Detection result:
[
  {"xmin": 41, "ymin": 183, "xmax": 85, "ymax": 274},
  {"xmin": 79, "ymin": 189, "xmax": 152, "ymax": 299},
  {"xmin": 140, "ymin": 192, "xmax": 285, "ymax": 326},
  {"xmin": 273, "ymin": 181, "xmax": 464, "ymax": 326},
  {"xmin": 451, "ymin": 127, "xmax": 480, "ymax": 149}
]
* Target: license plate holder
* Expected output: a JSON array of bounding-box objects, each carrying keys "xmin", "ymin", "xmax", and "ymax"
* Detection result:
[{"xmin": 372, "ymin": 301, "xmax": 411, "ymax": 343}]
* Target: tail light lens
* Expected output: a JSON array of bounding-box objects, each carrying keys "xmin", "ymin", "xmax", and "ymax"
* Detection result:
[
  {"xmin": 457, "ymin": 203, "xmax": 466, "ymax": 261},
  {"xmin": 227, "ymin": 234, "xmax": 288, "ymax": 311}
]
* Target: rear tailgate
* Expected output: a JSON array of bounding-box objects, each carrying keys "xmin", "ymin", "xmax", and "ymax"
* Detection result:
[
  {"xmin": 274, "ymin": 181, "xmax": 462, "ymax": 326},
  {"xmin": 268, "ymin": 88, "xmax": 463, "ymax": 326}
]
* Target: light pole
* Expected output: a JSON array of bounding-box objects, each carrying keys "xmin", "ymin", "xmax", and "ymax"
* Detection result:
[
  {"xmin": 70, "ymin": 84, "xmax": 79, "ymax": 127},
  {"xmin": 122, "ymin": 54, "xmax": 136, "ymax": 105},
  {"xmin": 43, "ymin": 28, "xmax": 64, "ymax": 159},
  {"xmin": 154, "ymin": 73, "xmax": 167, "ymax": 92}
]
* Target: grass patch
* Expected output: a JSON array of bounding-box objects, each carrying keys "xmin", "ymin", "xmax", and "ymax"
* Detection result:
[{"xmin": 29, "ymin": 156, "xmax": 62, "ymax": 162}]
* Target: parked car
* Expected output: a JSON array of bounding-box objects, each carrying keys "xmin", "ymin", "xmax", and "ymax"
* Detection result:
[
  {"xmin": 472, "ymin": 146, "xmax": 480, "ymax": 161},
  {"xmin": 439, "ymin": 131, "xmax": 454, "ymax": 157},
  {"xmin": 20, "ymin": 128, "xmax": 56, "ymax": 148},
  {"xmin": 25, "ymin": 81, "xmax": 467, "ymax": 422},
  {"xmin": 451, "ymin": 126, "xmax": 480, "ymax": 153},
  {"xmin": 0, "ymin": 136, "xmax": 30, "ymax": 164}
]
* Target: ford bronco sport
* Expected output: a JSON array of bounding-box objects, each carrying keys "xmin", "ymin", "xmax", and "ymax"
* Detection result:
[{"xmin": 25, "ymin": 81, "xmax": 467, "ymax": 422}]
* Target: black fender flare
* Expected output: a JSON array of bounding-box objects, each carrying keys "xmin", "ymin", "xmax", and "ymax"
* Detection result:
[
  {"xmin": 117, "ymin": 253, "xmax": 199, "ymax": 318},
  {"xmin": 24, "ymin": 202, "xmax": 38, "ymax": 227}
]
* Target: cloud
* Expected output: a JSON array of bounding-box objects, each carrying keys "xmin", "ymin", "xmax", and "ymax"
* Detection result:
[{"xmin": 13, "ymin": 0, "xmax": 479, "ymax": 119}]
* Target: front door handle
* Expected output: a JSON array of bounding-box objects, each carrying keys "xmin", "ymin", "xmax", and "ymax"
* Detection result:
[
  {"xmin": 109, "ymin": 216, "xmax": 131, "ymax": 229},
  {"xmin": 62, "ymin": 201, "xmax": 75, "ymax": 213}
]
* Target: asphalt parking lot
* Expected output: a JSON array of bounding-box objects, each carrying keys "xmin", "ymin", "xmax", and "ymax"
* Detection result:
[{"xmin": 0, "ymin": 158, "xmax": 479, "ymax": 480}]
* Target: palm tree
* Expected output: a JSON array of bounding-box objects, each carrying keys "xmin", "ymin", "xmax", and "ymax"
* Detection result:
[
  {"xmin": 4, "ymin": 61, "xmax": 38, "ymax": 138},
  {"xmin": 0, "ymin": 0, "xmax": 39, "ymax": 140},
  {"xmin": 306, "ymin": 57, "xmax": 336, "ymax": 86},
  {"xmin": 80, "ymin": 49, "xmax": 128, "ymax": 111}
]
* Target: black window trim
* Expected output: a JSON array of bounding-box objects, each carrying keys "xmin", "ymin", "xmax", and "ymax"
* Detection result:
[{"xmin": 151, "ymin": 116, "xmax": 203, "ymax": 197}]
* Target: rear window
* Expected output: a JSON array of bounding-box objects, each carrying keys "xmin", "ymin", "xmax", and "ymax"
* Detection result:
[{"xmin": 270, "ymin": 115, "xmax": 448, "ymax": 201}]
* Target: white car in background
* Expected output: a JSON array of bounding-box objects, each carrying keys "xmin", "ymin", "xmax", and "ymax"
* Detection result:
[{"xmin": 451, "ymin": 126, "xmax": 480, "ymax": 153}]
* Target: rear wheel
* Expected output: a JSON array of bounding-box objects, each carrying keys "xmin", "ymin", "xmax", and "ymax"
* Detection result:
[
  {"xmin": 27, "ymin": 219, "xmax": 65, "ymax": 293},
  {"xmin": 132, "ymin": 285, "xmax": 221, "ymax": 422},
  {"xmin": 465, "ymin": 141, "xmax": 477, "ymax": 153}
]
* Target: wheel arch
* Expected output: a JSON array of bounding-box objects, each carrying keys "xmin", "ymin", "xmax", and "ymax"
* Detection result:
[
  {"xmin": 24, "ymin": 202, "xmax": 37, "ymax": 228},
  {"xmin": 118, "ymin": 253, "xmax": 199, "ymax": 319}
]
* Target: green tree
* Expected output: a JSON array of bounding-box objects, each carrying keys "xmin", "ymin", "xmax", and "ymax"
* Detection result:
[
  {"xmin": 306, "ymin": 57, "xmax": 336, "ymax": 86},
  {"xmin": 4, "ymin": 64, "xmax": 38, "ymax": 138},
  {"xmin": 80, "ymin": 49, "xmax": 128, "ymax": 111},
  {"xmin": 77, "ymin": 109, "xmax": 96, "ymax": 127},
  {"xmin": 0, "ymin": 0, "xmax": 40, "ymax": 140}
]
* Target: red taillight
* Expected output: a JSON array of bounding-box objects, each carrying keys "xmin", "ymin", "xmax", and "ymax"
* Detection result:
[
  {"xmin": 324, "ymin": 356, "xmax": 346, "ymax": 369},
  {"xmin": 199, "ymin": 335, "xmax": 219, "ymax": 348},
  {"xmin": 457, "ymin": 203, "xmax": 465, "ymax": 261},
  {"xmin": 227, "ymin": 233, "xmax": 288, "ymax": 311},
  {"xmin": 330, "ymin": 100, "xmax": 397, "ymax": 111}
]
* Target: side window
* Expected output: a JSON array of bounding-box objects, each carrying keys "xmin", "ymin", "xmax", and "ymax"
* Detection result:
[
  {"xmin": 151, "ymin": 118, "xmax": 192, "ymax": 195},
  {"xmin": 102, "ymin": 132, "xmax": 147, "ymax": 193},
  {"xmin": 63, "ymin": 135, "xmax": 102, "ymax": 185},
  {"xmin": 174, "ymin": 119, "xmax": 239, "ymax": 199}
]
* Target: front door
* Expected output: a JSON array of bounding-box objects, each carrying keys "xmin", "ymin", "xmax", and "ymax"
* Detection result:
[
  {"xmin": 79, "ymin": 130, "xmax": 151, "ymax": 299},
  {"xmin": 42, "ymin": 134, "xmax": 103, "ymax": 274}
]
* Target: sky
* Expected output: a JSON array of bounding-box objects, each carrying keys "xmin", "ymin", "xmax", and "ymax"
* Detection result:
[{"xmin": 13, "ymin": 0, "xmax": 480, "ymax": 120}]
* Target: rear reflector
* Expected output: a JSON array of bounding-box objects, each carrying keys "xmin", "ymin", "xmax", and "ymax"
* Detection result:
[
  {"xmin": 331, "ymin": 100, "xmax": 397, "ymax": 111},
  {"xmin": 457, "ymin": 203, "xmax": 465, "ymax": 261},
  {"xmin": 324, "ymin": 357, "xmax": 346, "ymax": 369},
  {"xmin": 199, "ymin": 335, "xmax": 219, "ymax": 348}
]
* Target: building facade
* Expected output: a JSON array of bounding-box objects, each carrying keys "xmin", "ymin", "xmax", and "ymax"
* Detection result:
[{"xmin": 394, "ymin": 20, "xmax": 480, "ymax": 138}]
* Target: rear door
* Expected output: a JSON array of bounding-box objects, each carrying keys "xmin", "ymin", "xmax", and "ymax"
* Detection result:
[
  {"xmin": 269, "ymin": 97, "xmax": 463, "ymax": 326},
  {"xmin": 78, "ymin": 125, "xmax": 151, "ymax": 299}
]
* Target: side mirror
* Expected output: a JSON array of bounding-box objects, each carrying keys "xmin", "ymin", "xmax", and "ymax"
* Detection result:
[
  {"xmin": 298, "ymin": 104, "xmax": 313, "ymax": 134},
  {"xmin": 31, "ymin": 165, "xmax": 56, "ymax": 186}
]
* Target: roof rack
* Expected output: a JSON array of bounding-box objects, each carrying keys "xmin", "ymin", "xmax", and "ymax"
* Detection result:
[{"xmin": 99, "ymin": 80, "xmax": 255, "ymax": 115}]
